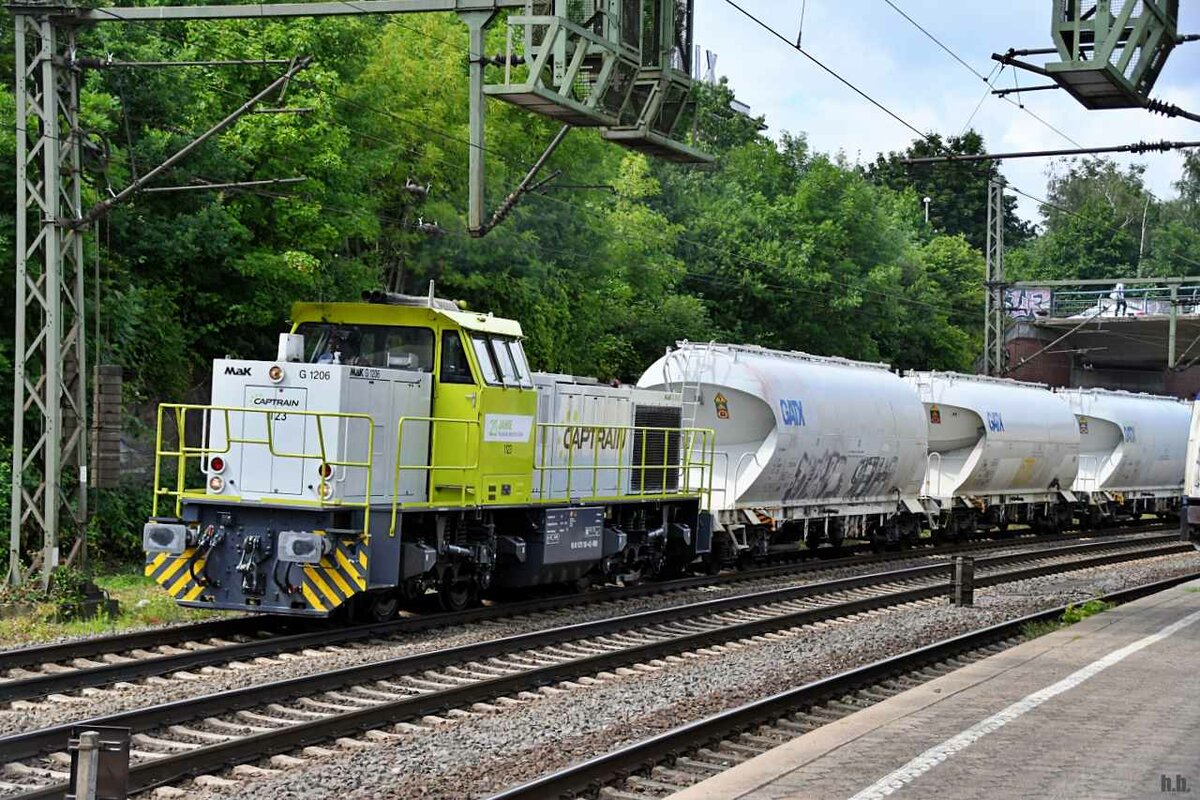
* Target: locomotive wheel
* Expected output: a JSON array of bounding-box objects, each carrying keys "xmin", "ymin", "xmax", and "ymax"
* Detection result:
[
  {"xmin": 361, "ymin": 591, "xmax": 401, "ymax": 623},
  {"xmin": 438, "ymin": 577, "xmax": 478, "ymax": 612}
]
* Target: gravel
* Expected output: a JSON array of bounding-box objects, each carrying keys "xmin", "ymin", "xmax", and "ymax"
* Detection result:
[
  {"xmin": 3, "ymin": 532, "xmax": 1152, "ymax": 736},
  {"xmin": 180, "ymin": 549, "xmax": 1200, "ymax": 800}
]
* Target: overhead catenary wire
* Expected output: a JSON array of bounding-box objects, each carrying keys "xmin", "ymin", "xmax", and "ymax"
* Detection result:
[
  {"xmin": 725, "ymin": 0, "xmax": 1200, "ymax": 276},
  {"xmin": 881, "ymin": 0, "xmax": 1083, "ymax": 148},
  {"xmin": 902, "ymin": 140, "xmax": 1200, "ymax": 164}
]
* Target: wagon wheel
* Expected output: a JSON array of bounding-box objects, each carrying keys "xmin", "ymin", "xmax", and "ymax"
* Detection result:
[{"xmin": 438, "ymin": 575, "xmax": 478, "ymax": 612}]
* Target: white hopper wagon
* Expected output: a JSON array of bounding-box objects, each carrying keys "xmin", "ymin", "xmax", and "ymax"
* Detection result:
[
  {"xmin": 904, "ymin": 372, "xmax": 1080, "ymax": 535},
  {"xmin": 1058, "ymin": 387, "xmax": 1190, "ymax": 521},
  {"xmin": 638, "ymin": 342, "xmax": 928, "ymax": 556}
]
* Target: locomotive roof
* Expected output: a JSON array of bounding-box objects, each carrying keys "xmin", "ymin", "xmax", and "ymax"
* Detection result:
[{"xmin": 290, "ymin": 301, "xmax": 523, "ymax": 338}]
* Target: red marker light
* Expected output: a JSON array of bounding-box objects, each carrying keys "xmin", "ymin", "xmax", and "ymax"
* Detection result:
[{"xmin": 210, "ymin": 457, "xmax": 226, "ymax": 474}]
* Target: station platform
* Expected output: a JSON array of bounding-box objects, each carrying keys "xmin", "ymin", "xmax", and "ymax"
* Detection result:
[{"xmin": 669, "ymin": 579, "xmax": 1200, "ymax": 800}]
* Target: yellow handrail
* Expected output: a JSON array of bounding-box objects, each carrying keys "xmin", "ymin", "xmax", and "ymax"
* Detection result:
[
  {"xmin": 153, "ymin": 403, "xmax": 375, "ymax": 534},
  {"xmin": 387, "ymin": 416, "xmax": 481, "ymax": 533},
  {"xmin": 532, "ymin": 423, "xmax": 715, "ymax": 508}
]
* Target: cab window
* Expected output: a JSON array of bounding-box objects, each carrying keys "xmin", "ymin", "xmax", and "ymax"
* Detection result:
[
  {"xmin": 470, "ymin": 335, "xmax": 499, "ymax": 384},
  {"xmin": 506, "ymin": 340, "xmax": 534, "ymax": 388},
  {"xmin": 469, "ymin": 334, "xmax": 533, "ymax": 388},
  {"xmin": 492, "ymin": 338, "xmax": 520, "ymax": 385},
  {"xmin": 440, "ymin": 331, "xmax": 475, "ymax": 384},
  {"xmin": 298, "ymin": 323, "xmax": 434, "ymax": 372}
]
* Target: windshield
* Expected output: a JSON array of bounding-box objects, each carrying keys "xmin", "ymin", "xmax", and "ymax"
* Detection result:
[{"xmin": 296, "ymin": 324, "xmax": 434, "ymax": 371}]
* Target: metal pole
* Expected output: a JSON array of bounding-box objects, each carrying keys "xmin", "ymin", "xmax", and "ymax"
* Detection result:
[
  {"xmin": 953, "ymin": 556, "xmax": 975, "ymax": 607},
  {"xmin": 984, "ymin": 180, "xmax": 1006, "ymax": 376},
  {"xmin": 1169, "ymin": 283, "xmax": 1178, "ymax": 368},
  {"xmin": 1137, "ymin": 193, "xmax": 1151, "ymax": 278},
  {"xmin": 462, "ymin": 10, "xmax": 496, "ymax": 236},
  {"xmin": 9, "ymin": 15, "xmax": 28, "ymax": 587},
  {"xmin": 74, "ymin": 730, "xmax": 100, "ymax": 800},
  {"xmin": 41, "ymin": 17, "xmax": 63, "ymax": 588},
  {"xmin": 65, "ymin": 26, "xmax": 89, "ymax": 578}
]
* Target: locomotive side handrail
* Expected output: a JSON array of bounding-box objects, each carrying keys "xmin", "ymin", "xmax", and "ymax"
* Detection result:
[
  {"xmin": 387, "ymin": 416, "xmax": 481, "ymax": 530},
  {"xmin": 532, "ymin": 422, "xmax": 715, "ymax": 508},
  {"xmin": 152, "ymin": 403, "xmax": 375, "ymax": 532}
]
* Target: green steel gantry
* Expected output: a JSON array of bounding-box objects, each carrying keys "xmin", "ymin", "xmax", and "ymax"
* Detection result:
[{"xmin": 1047, "ymin": 0, "xmax": 1180, "ymax": 109}]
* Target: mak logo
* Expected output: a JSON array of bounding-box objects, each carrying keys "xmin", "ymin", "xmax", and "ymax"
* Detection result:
[
  {"xmin": 714, "ymin": 392, "xmax": 731, "ymax": 420},
  {"xmin": 986, "ymin": 411, "xmax": 1005, "ymax": 433},
  {"xmin": 224, "ymin": 366, "xmax": 252, "ymax": 376},
  {"xmin": 1124, "ymin": 424, "xmax": 1137, "ymax": 443},
  {"xmin": 780, "ymin": 398, "xmax": 806, "ymax": 427}
]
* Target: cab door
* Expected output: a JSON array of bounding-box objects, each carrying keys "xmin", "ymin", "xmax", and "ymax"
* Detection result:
[
  {"xmin": 468, "ymin": 333, "xmax": 538, "ymax": 505},
  {"xmin": 429, "ymin": 328, "xmax": 483, "ymax": 505}
]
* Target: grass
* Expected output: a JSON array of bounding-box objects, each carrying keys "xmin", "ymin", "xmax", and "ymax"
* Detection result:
[
  {"xmin": 0, "ymin": 568, "xmax": 232, "ymax": 647},
  {"xmin": 1021, "ymin": 599, "xmax": 1115, "ymax": 640}
]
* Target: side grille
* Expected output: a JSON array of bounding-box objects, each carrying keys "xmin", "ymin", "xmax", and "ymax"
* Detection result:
[{"xmin": 632, "ymin": 405, "xmax": 682, "ymax": 493}]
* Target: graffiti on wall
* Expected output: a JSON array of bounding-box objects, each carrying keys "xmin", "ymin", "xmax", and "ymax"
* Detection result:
[{"xmin": 1005, "ymin": 287, "xmax": 1052, "ymax": 320}]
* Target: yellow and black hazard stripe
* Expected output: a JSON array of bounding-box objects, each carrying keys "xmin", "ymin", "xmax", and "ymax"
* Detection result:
[
  {"xmin": 145, "ymin": 549, "xmax": 209, "ymax": 604},
  {"xmin": 299, "ymin": 538, "xmax": 368, "ymax": 614}
]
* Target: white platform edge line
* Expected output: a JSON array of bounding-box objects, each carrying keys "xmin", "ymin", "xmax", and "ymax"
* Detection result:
[{"xmin": 847, "ymin": 604, "xmax": 1200, "ymax": 800}]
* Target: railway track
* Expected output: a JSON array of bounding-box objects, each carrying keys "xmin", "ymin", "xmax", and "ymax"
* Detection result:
[
  {"xmin": 489, "ymin": 571, "xmax": 1200, "ymax": 800},
  {"xmin": 0, "ymin": 525, "xmax": 1172, "ymax": 705},
  {"xmin": 0, "ymin": 535, "xmax": 1189, "ymax": 799}
]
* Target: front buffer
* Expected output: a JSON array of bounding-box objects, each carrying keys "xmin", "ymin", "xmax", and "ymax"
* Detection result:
[{"xmin": 144, "ymin": 503, "xmax": 368, "ymax": 617}]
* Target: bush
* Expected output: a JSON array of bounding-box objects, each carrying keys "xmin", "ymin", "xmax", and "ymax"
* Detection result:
[
  {"xmin": 1062, "ymin": 599, "xmax": 1114, "ymax": 624},
  {"xmin": 87, "ymin": 483, "xmax": 154, "ymax": 568},
  {"xmin": 48, "ymin": 565, "xmax": 88, "ymax": 619},
  {"xmin": 1023, "ymin": 598, "xmax": 1115, "ymax": 639}
]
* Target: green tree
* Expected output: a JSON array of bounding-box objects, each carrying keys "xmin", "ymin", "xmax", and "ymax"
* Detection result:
[{"xmin": 866, "ymin": 131, "xmax": 1033, "ymax": 251}]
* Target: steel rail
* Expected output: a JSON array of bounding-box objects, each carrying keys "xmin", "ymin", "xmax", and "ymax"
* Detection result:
[
  {"xmin": 488, "ymin": 570, "xmax": 1200, "ymax": 800},
  {"xmin": 0, "ymin": 533, "xmax": 1177, "ymax": 703},
  {"xmin": 0, "ymin": 616, "xmax": 280, "ymax": 673},
  {"xmin": 0, "ymin": 521, "xmax": 1169, "ymax": 678},
  {"xmin": 5, "ymin": 540, "xmax": 1190, "ymax": 798}
]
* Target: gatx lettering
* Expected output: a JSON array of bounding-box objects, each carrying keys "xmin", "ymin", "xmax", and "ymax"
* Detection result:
[{"xmin": 779, "ymin": 399, "xmax": 806, "ymax": 427}]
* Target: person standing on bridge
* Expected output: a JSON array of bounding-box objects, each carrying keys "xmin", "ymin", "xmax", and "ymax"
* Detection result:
[{"xmin": 1111, "ymin": 282, "xmax": 1127, "ymax": 316}]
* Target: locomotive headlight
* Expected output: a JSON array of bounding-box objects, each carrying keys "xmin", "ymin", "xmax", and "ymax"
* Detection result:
[
  {"xmin": 278, "ymin": 530, "xmax": 331, "ymax": 564},
  {"xmin": 317, "ymin": 482, "xmax": 335, "ymax": 500},
  {"xmin": 209, "ymin": 475, "xmax": 226, "ymax": 493},
  {"xmin": 268, "ymin": 364, "xmax": 285, "ymax": 383},
  {"xmin": 143, "ymin": 522, "xmax": 189, "ymax": 554}
]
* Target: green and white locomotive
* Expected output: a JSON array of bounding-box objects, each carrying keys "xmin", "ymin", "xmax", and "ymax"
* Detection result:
[{"xmin": 143, "ymin": 292, "xmax": 714, "ymax": 619}]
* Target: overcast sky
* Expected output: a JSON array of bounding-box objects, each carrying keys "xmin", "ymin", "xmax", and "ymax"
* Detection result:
[{"xmin": 693, "ymin": 1, "xmax": 1200, "ymax": 225}]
